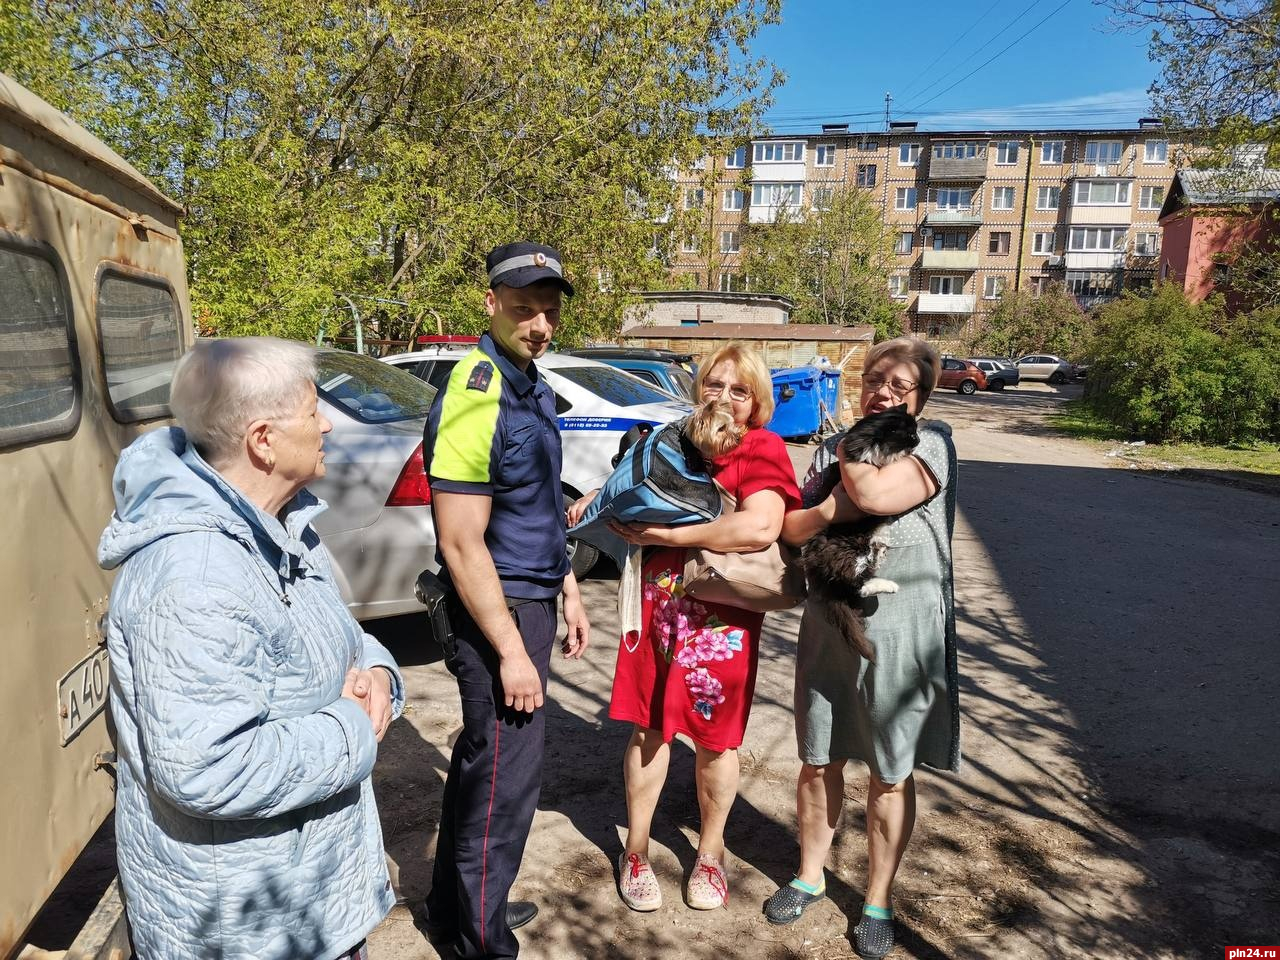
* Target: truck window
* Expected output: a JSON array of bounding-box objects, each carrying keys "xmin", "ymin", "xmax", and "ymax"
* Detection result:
[
  {"xmin": 0, "ymin": 242, "xmax": 79, "ymax": 447},
  {"xmin": 97, "ymin": 271, "xmax": 184, "ymax": 422}
]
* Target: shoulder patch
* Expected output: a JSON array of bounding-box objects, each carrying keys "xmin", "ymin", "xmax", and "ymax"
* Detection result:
[{"xmin": 467, "ymin": 361, "xmax": 494, "ymax": 392}]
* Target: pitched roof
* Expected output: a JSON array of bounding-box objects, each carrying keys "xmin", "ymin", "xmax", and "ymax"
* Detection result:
[
  {"xmin": 621, "ymin": 323, "xmax": 875, "ymax": 342},
  {"xmin": 1159, "ymin": 168, "xmax": 1280, "ymax": 220}
]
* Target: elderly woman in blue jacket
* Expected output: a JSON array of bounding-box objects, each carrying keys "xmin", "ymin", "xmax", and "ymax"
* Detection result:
[{"xmin": 98, "ymin": 337, "xmax": 404, "ymax": 960}]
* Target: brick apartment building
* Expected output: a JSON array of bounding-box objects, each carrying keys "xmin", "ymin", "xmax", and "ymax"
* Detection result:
[{"xmin": 672, "ymin": 120, "xmax": 1186, "ymax": 335}]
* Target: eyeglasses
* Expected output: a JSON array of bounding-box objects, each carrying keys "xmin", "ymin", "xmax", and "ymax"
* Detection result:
[
  {"xmin": 862, "ymin": 375, "xmax": 918, "ymax": 397},
  {"xmin": 702, "ymin": 378, "xmax": 753, "ymax": 402}
]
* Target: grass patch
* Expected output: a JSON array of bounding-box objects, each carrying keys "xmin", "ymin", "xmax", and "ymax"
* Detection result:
[{"xmin": 1052, "ymin": 401, "xmax": 1280, "ymax": 479}]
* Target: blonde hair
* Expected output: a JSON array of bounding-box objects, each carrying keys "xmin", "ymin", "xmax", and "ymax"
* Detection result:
[
  {"xmin": 694, "ymin": 342, "xmax": 774, "ymax": 429},
  {"xmin": 683, "ymin": 399, "xmax": 746, "ymax": 459},
  {"xmin": 862, "ymin": 336, "xmax": 942, "ymax": 409}
]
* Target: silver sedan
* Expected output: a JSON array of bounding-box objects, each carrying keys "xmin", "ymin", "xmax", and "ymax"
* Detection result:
[{"xmin": 309, "ymin": 349, "xmax": 438, "ymax": 621}]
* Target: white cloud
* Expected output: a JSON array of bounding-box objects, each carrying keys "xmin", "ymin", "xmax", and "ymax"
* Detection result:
[{"xmin": 916, "ymin": 87, "xmax": 1154, "ymax": 129}]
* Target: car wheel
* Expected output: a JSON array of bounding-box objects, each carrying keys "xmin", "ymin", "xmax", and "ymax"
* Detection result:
[
  {"xmin": 989, "ymin": 379, "xmax": 1005, "ymax": 391},
  {"xmin": 958, "ymin": 379, "xmax": 977, "ymax": 395},
  {"xmin": 1048, "ymin": 371, "xmax": 1066, "ymax": 385},
  {"xmin": 565, "ymin": 493, "xmax": 599, "ymax": 578}
]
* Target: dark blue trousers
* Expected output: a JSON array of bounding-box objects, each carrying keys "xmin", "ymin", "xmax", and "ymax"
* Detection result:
[{"xmin": 426, "ymin": 597, "xmax": 555, "ymax": 960}]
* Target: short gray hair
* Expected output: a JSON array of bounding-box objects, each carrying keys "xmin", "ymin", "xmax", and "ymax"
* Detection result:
[
  {"xmin": 170, "ymin": 337, "xmax": 318, "ymax": 463},
  {"xmin": 863, "ymin": 336, "xmax": 942, "ymax": 408}
]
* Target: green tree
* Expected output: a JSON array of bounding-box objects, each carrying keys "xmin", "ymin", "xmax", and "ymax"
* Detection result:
[
  {"xmin": 740, "ymin": 185, "xmax": 902, "ymax": 339},
  {"xmin": 1, "ymin": 0, "xmax": 781, "ymax": 343},
  {"xmin": 966, "ymin": 283, "xmax": 1091, "ymax": 359}
]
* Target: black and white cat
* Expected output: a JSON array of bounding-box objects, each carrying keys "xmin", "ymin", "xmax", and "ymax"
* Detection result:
[{"xmin": 800, "ymin": 405, "xmax": 920, "ymax": 661}]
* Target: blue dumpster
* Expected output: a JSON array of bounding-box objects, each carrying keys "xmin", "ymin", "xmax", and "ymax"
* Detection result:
[
  {"xmin": 769, "ymin": 367, "xmax": 822, "ymax": 439},
  {"xmin": 816, "ymin": 367, "xmax": 842, "ymax": 424}
]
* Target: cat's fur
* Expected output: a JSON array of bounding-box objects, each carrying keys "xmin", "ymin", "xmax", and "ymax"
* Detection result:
[{"xmin": 800, "ymin": 405, "xmax": 920, "ymax": 661}]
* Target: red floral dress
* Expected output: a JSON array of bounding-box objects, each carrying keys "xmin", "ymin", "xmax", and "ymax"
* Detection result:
[{"xmin": 608, "ymin": 428, "xmax": 801, "ymax": 752}]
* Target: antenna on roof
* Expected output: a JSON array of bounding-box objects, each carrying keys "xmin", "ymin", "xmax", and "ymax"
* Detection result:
[{"xmin": 884, "ymin": 92, "xmax": 892, "ymax": 132}]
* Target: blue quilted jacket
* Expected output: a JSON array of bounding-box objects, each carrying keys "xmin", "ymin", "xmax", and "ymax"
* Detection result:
[{"xmin": 98, "ymin": 428, "xmax": 404, "ymax": 960}]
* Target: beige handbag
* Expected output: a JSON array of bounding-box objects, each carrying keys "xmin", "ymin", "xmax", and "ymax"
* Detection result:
[{"xmin": 682, "ymin": 485, "xmax": 805, "ymax": 613}]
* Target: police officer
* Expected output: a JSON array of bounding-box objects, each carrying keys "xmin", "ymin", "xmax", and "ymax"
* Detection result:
[{"xmin": 423, "ymin": 242, "xmax": 590, "ymax": 959}]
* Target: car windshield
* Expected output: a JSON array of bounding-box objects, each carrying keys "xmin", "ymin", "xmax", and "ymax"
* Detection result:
[
  {"xmin": 553, "ymin": 364, "xmax": 677, "ymax": 407},
  {"xmin": 316, "ymin": 351, "xmax": 436, "ymax": 423}
]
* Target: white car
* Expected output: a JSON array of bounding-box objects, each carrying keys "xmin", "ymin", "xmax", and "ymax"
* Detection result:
[{"xmin": 384, "ymin": 345, "xmax": 691, "ymax": 575}]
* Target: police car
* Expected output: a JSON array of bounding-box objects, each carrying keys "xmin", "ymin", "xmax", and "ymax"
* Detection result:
[{"xmin": 383, "ymin": 345, "xmax": 691, "ymax": 574}]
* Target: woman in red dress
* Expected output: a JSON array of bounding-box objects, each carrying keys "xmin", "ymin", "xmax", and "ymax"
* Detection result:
[{"xmin": 600, "ymin": 343, "xmax": 801, "ymax": 913}]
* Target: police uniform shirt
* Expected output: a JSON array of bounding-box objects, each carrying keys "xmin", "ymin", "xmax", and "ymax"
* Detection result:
[{"xmin": 424, "ymin": 332, "xmax": 570, "ymax": 599}]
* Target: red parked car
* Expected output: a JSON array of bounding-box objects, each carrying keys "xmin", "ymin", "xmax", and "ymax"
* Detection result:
[{"xmin": 938, "ymin": 357, "xmax": 988, "ymax": 395}]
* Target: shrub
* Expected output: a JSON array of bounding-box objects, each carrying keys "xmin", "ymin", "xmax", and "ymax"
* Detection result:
[{"xmin": 1085, "ymin": 285, "xmax": 1280, "ymax": 444}]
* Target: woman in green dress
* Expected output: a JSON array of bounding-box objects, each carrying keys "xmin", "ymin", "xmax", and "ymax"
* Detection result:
[{"xmin": 764, "ymin": 337, "xmax": 960, "ymax": 960}]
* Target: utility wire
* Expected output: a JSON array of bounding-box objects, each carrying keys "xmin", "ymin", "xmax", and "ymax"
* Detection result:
[{"xmin": 893, "ymin": 0, "xmax": 1005, "ymax": 103}]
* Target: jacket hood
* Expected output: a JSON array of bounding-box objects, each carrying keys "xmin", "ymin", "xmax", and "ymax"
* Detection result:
[{"xmin": 98, "ymin": 427, "xmax": 326, "ymax": 575}]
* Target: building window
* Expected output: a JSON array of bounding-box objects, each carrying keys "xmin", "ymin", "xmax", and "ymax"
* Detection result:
[
  {"xmin": 1139, "ymin": 185, "xmax": 1165, "ymax": 209},
  {"xmin": 932, "ymin": 141, "xmax": 981, "ymax": 159},
  {"xmin": 1066, "ymin": 270, "xmax": 1121, "ymax": 298},
  {"xmin": 895, "ymin": 231, "xmax": 914, "ymax": 254},
  {"xmin": 991, "ymin": 186, "xmax": 1015, "ymax": 210},
  {"xmin": 1134, "ymin": 231, "xmax": 1160, "ymax": 256},
  {"xmin": 1036, "ymin": 185, "xmax": 1060, "ymax": 210},
  {"xmin": 1032, "ymin": 231, "xmax": 1056, "ymax": 255},
  {"xmin": 681, "ymin": 235, "xmax": 699, "ymax": 253},
  {"xmin": 1041, "ymin": 140, "xmax": 1064, "ymax": 164},
  {"xmin": 683, "ymin": 187, "xmax": 704, "ymax": 210},
  {"xmin": 1069, "ymin": 227, "xmax": 1127, "ymax": 252},
  {"xmin": 725, "ymin": 146, "xmax": 746, "ymax": 169},
  {"xmin": 1074, "ymin": 180, "xmax": 1131, "ymax": 205},
  {"xmin": 720, "ymin": 230, "xmax": 739, "ymax": 253},
  {"xmin": 857, "ymin": 139, "xmax": 878, "ymax": 152},
  {"xmin": 888, "ymin": 275, "xmax": 908, "ymax": 298},
  {"xmin": 754, "ymin": 141, "xmax": 804, "ymax": 163},
  {"xmin": 1144, "ymin": 139, "xmax": 1168, "ymax": 163},
  {"xmin": 691, "ymin": 156, "xmax": 707, "ymax": 170},
  {"xmin": 723, "ymin": 188, "xmax": 744, "ymax": 211},
  {"xmin": 816, "ymin": 144, "xmax": 837, "ymax": 167},
  {"xmin": 856, "ymin": 163, "xmax": 877, "ymax": 187},
  {"xmin": 718, "ymin": 272, "xmax": 742, "ymax": 292},
  {"xmin": 988, "ymin": 231, "xmax": 1011, "ymax": 255},
  {"xmin": 983, "ymin": 275, "xmax": 1007, "ymax": 298},
  {"xmin": 995, "ymin": 141, "xmax": 1020, "ymax": 165},
  {"xmin": 895, "ymin": 187, "xmax": 917, "ymax": 210},
  {"xmin": 898, "ymin": 142, "xmax": 920, "ymax": 166},
  {"xmin": 812, "ymin": 186, "xmax": 834, "ymax": 210},
  {"xmin": 1084, "ymin": 140, "xmax": 1123, "ymax": 165},
  {"xmin": 932, "ymin": 231, "xmax": 969, "ymax": 250},
  {"xmin": 751, "ymin": 182, "xmax": 802, "ymax": 211},
  {"xmin": 929, "ymin": 275, "xmax": 963, "ymax": 295},
  {"xmin": 933, "ymin": 187, "xmax": 973, "ymax": 209},
  {"xmin": 0, "ymin": 243, "xmax": 78, "ymax": 445},
  {"xmin": 1031, "ymin": 276, "xmax": 1049, "ymax": 296}
]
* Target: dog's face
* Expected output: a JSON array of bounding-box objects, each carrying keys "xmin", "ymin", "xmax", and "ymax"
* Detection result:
[{"xmin": 685, "ymin": 399, "xmax": 747, "ymax": 459}]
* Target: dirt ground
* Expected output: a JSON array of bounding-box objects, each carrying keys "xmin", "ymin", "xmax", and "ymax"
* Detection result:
[{"xmin": 361, "ymin": 382, "xmax": 1280, "ymax": 960}]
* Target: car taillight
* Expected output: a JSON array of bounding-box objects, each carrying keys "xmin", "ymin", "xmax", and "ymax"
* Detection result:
[{"xmin": 386, "ymin": 442, "xmax": 431, "ymax": 506}]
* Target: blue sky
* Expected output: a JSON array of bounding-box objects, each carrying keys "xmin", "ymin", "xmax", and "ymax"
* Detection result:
[{"xmin": 753, "ymin": 0, "xmax": 1160, "ymax": 132}]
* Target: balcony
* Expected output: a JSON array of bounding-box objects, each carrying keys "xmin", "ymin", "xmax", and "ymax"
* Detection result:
[
  {"xmin": 1064, "ymin": 251, "xmax": 1125, "ymax": 270},
  {"xmin": 1068, "ymin": 204, "xmax": 1133, "ymax": 225},
  {"xmin": 1070, "ymin": 161, "xmax": 1130, "ymax": 179},
  {"xmin": 916, "ymin": 293, "xmax": 976, "ymax": 314},
  {"xmin": 748, "ymin": 203, "xmax": 803, "ymax": 224},
  {"xmin": 920, "ymin": 249, "xmax": 979, "ymax": 270},
  {"xmin": 928, "ymin": 156, "xmax": 987, "ymax": 180},
  {"xmin": 924, "ymin": 206, "xmax": 983, "ymax": 226}
]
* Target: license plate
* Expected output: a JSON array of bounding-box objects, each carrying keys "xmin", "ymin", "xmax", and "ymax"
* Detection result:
[{"xmin": 58, "ymin": 647, "xmax": 110, "ymax": 745}]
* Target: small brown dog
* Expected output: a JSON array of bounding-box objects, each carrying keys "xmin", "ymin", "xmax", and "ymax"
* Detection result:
[{"xmin": 683, "ymin": 399, "xmax": 746, "ymax": 460}]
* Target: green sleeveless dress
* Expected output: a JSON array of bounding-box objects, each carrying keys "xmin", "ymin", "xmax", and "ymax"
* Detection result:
[{"xmin": 793, "ymin": 420, "xmax": 960, "ymax": 782}]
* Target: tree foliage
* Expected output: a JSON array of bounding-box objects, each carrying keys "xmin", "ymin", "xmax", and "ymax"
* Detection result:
[
  {"xmin": 1084, "ymin": 283, "xmax": 1280, "ymax": 442},
  {"xmin": 739, "ymin": 185, "xmax": 903, "ymax": 339},
  {"xmin": 1105, "ymin": 0, "xmax": 1279, "ymax": 166},
  {"xmin": 965, "ymin": 283, "xmax": 1091, "ymax": 359},
  {"xmin": 0, "ymin": 0, "xmax": 781, "ymax": 343}
]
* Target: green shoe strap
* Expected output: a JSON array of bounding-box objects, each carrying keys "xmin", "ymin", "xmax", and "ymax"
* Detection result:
[
  {"xmin": 862, "ymin": 903, "xmax": 893, "ymax": 920},
  {"xmin": 789, "ymin": 876, "xmax": 825, "ymax": 896}
]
